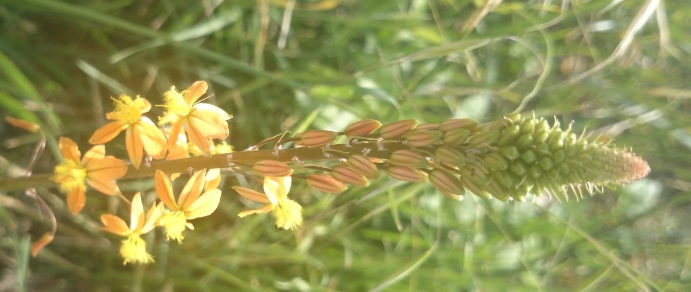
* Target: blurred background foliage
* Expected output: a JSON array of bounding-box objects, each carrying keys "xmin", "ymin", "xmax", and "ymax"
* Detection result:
[{"xmin": 1, "ymin": 0, "xmax": 690, "ymax": 291}]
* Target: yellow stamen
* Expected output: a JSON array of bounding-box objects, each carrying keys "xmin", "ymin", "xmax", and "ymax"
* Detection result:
[
  {"xmin": 159, "ymin": 87, "xmax": 190, "ymax": 125},
  {"xmin": 109, "ymin": 95, "xmax": 147, "ymax": 125},
  {"xmin": 159, "ymin": 211, "xmax": 188, "ymax": 243},
  {"xmin": 272, "ymin": 199, "xmax": 303, "ymax": 230},
  {"xmin": 52, "ymin": 159, "xmax": 87, "ymax": 193},
  {"xmin": 120, "ymin": 234, "xmax": 154, "ymax": 265}
]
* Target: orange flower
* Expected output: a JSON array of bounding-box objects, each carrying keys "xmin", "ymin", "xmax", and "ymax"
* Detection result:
[
  {"xmin": 51, "ymin": 137, "xmax": 128, "ymax": 214},
  {"xmin": 89, "ymin": 95, "xmax": 166, "ymax": 169},
  {"xmin": 158, "ymin": 81, "xmax": 232, "ymax": 155},
  {"xmin": 155, "ymin": 169, "xmax": 221, "ymax": 243},
  {"xmin": 233, "ymin": 176, "xmax": 303, "ymax": 230},
  {"xmin": 101, "ymin": 193, "xmax": 163, "ymax": 265}
]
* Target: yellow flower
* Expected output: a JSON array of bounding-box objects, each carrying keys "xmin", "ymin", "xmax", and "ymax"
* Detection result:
[
  {"xmin": 233, "ymin": 176, "xmax": 303, "ymax": 230},
  {"xmin": 158, "ymin": 81, "xmax": 232, "ymax": 155},
  {"xmin": 52, "ymin": 137, "xmax": 128, "ymax": 215},
  {"xmin": 100, "ymin": 193, "xmax": 163, "ymax": 265},
  {"xmin": 155, "ymin": 169, "xmax": 222, "ymax": 243},
  {"xmin": 89, "ymin": 95, "xmax": 166, "ymax": 169}
]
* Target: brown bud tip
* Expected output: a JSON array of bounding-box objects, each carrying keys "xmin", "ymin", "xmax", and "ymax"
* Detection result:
[
  {"xmin": 345, "ymin": 119, "xmax": 382, "ymax": 137},
  {"xmin": 253, "ymin": 160, "xmax": 294, "ymax": 177},
  {"xmin": 307, "ymin": 174, "xmax": 348, "ymax": 193},
  {"xmin": 380, "ymin": 119, "xmax": 419, "ymax": 139},
  {"xmin": 299, "ymin": 130, "xmax": 338, "ymax": 147}
]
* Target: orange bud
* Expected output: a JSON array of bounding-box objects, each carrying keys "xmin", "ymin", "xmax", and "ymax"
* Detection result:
[
  {"xmin": 253, "ymin": 160, "xmax": 294, "ymax": 177},
  {"xmin": 31, "ymin": 232, "xmax": 54, "ymax": 257},
  {"xmin": 429, "ymin": 169, "xmax": 465, "ymax": 200},
  {"xmin": 404, "ymin": 130, "xmax": 442, "ymax": 147},
  {"xmin": 380, "ymin": 119, "xmax": 419, "ymax": 139},
  {"xmin": 389, "ymin": 149, "xmax": 428, "ymax": 168},
  {"xmin": 300, "ymin": 130, "xmax": 338, "ymax": 147},
  {"xmin": 347, "ymin": 155, "xmax": 380, "ymax": 179},
  {"xmin": 331, "ymin": 166, "xmax": 370, "ymax": 187},
  {"xmin": 344, "ymin": 119, "xmax": 382, "ymax": 137},
  {"xmin": 5, "ymin": 116, "xmax": 40, "ymax": 133},
  {"xmin": 307, "ymin": 174, "xmax": 348, "ymax": 193},
  {"xmin": 385, "ymin": 164, "xmax": 427, "ymax": 182},
  {"xmin": 439, "ymin": 119, "xmax": 477, "ymax": 132}
]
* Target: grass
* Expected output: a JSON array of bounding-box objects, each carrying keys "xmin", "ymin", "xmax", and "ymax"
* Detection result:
[{"xmin": 1, "ymin": 0, "xmax": 690, "ymax": 291}]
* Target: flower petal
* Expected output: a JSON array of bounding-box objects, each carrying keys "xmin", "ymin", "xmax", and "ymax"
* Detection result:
[
  {"xmin": 178, "ymin": 169, "xmax": 206, "ymax": 209},
  {"xmin": 263, "ymin": 176, "xmax": 291, "ymax": 203},
  {"xmin": 140, "ymin": 203, "xmax": 163, "ymax": 234},
  {"xmin": 66, "ymin": 187, "xmax": 86, "ymax": 215},
  {"xmin": 204, "ymin": 168, "xmax": 221, "ymax": 191},
  {"xmin": 232, "ymin": 186, "xmax": 270, "ymax": 203},
  {"xmin": 165, "ymin": 117, "xmax": 184, "ymax": 150},
  {"xmin": 188, "ymin": 111, "xmax": 229, "ymax": 138},
  {"xmin": 82, "ymin": 145, "xmax": 106, "ymax": 165},
  {"xmin": 100, "ymin": 214, "xmax": 130, "ymax": 236},
  {"xmin": 238, "ymin": 204, "xmax": 273, "ymax": 217},
  {"xmin": 184, "ymin": 81, "xmax": 208, "ymax": 105},
  {"xmin": 154, "ymin": 170, "xmax": 178, "ymax": 210},
  {"xmin": 130, "ymin": 193, "xmax": 145, "ymax": 231},
  {"xmin": 184, "ymin": 119, "xmax": 212, "ymax": 155},
  {"xmin": 137, "ymin": 117, "xmax": 166, "ymax": 156},
  {"xmin": 86, "ymin": 157, "xmax": 127, "ymax": 195},
  {"xmin": 193, "ymin": 103, "xmax": 232, "ymax": 121},
  {"xmin": 89, "ymin": 121, "xmax": 128, "ymax": 145},
  {"xmin": 58, "ymin": 137, "xmax": 81, "ymax": 163},
  {"xmin": 126, "ymin": 127, "xmax": 144, "ymax": 169},
  {"xmin": 185, "ymin": 189, "xmax": 221, "ymax": 219}
]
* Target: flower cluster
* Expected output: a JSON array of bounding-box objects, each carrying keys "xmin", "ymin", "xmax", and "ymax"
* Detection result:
[{"xmin": 50, "ymin": 81, "xmax": 237, "ymax": 264}]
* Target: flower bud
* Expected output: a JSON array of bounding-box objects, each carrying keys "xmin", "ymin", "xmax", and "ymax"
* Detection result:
[
  {"xmin": 520, "ymin": 149, "xmax": 537, "ymax": 164},
  {"xmin": 347, "ymin": 155, "xmax": 380, "ymax": 179},
  {"xmin": 498, "ymin": 124, "xmax": 521, "ymax": 146},
  {"xmin": 300, "ymin": 130, "xmax": 338, "ymax": 147},
  {"xmin": 440, "ymin": 119, "xmax": 477, "ymax": 132},
  {"xmin": 434, "ymin": 146, "xmax": 466, "ymax": 167},
  {"xmin": 483, "ymin": 152, "xmax": 508, "ymax": 171},
  {"xmin": 500, "ymin": 146, "xmax": 520, "ymax": 160},
  {"xmin": 253, "ymin": 160, "xmax": 294, "ymax": 177},
  {"xmin": 389, "ymin": 149, "xmax": 428, "ymax": 168},
  {"xmin": 443, "ymin": 128, "xmax": 471, "ymax": 146},
  {"xmin": 385, "ymin": 164, "xmax": 427, "ymax": 182},
  {"xmin": 307, "ymin": 174, "xmax": 348, "ymax": 193},
  {"xmin": 429, "ymin": 169, "xmax": 465, "ymax": 200},
  {"xmin": 344, "ymin": 119, "xmax": 382, "ymax": 137},
  {"xmin": 468, "ymin": 130, "xmax": 499, "ymax": 147},
  {"xmin": 415, "ymin": 122, "xmax": 440, "ymax": 131},
  {"xmin": 380, "ymin": 119, "xmax": 419, "ymax": 139},
  {"xmin": 331, "ymin": 166, "xmax": 370, "ymax": 187},
  {"xmin": 404, "ymin": 130, "xmax": 442, "ymax": 147}
]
